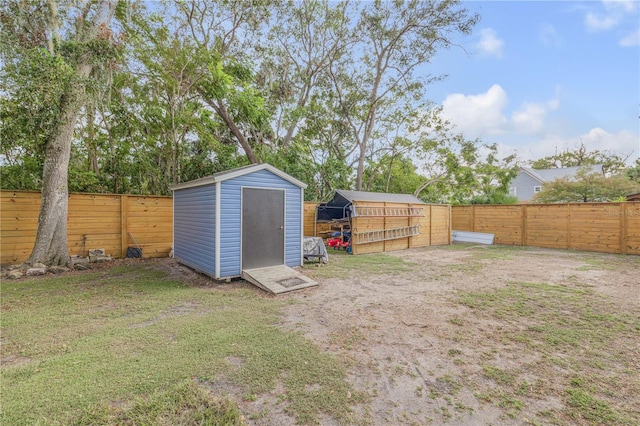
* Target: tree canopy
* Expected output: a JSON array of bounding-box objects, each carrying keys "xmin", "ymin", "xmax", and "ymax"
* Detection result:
[
  {"xmin": 532, "ymin": 167, "xmax": 640, "ymax": 203},
  {"xmin": 529, "ymin": 143, "xmax": 631, "ymax": 174},
  {"xmin": 1, "ymin": 0, "xmax": 518, "ymax": 207}
]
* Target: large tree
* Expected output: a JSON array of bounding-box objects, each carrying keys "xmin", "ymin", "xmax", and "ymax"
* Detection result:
[
  {"xmin": 0, "ymin": 0, "xmax": 491, "ymax": 206},
  {"xmin": 532, "ymin": 167, "xmax": 640, "ymax": 203},
  {"xmin": 174, "ymin": 0, "xmax": 274, "ymax": 165},
  {"xmin": 1, "ymin": 0, "xmax": 119, "ymax": 266},
  {"xmin": 329, "ymin": 0, "xmax": 478, "ymax": 190},
  {"xmin": 530, "ymin": 142, "xmax": 631, "ymax": 174}
]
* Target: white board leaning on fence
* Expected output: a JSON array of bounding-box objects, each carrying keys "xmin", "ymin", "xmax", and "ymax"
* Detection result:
[{"xmin": 452, "ymin": 230, "xmax": 495, "ymax": 245}]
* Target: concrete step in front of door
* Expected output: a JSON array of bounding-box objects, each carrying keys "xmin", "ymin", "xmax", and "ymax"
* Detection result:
[{"xmin": 241, "ymin": 265, "xmax": 318, "ymax": 294}]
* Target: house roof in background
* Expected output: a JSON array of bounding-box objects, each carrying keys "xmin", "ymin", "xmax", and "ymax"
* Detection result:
[
  {"xmin": 171, "ymin": 163, "xmax": 307, "ymax": 191},
  {"xmin": 335, "ymin": 189, "xmax": 425, "ymax": 204},
  {"xmin": 520, "ymin": 164, "xmax": 604, "ymax": 183}
]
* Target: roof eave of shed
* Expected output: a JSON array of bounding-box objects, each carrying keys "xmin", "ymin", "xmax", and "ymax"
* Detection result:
[{"xmin": 171, "ymin": 163, "xmax": 307, "ymax": 191}]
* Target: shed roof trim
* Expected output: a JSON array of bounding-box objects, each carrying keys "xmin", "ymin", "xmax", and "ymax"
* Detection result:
[
  {"xmin": 171, "ymin": 163, "xmax": 307, "ymax": 190},
  {"xmin": 335, "ymin": 189, "xmax": 426, "ymax": 204}
]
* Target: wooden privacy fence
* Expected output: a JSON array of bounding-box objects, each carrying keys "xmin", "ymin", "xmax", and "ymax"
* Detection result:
[
  {"xmin": 304, "ymin": 201, "xmax": 451, "ymax": 255},
  {"xmin": 2, "ymin": 191, "xmax": 450, "ymax": 265},
  {"xmin": 1, "ymin": 190, "xmax": 173, "ymax": 265},
  {"xmin": 451, "ymin": 203, "xmax": 640, "ymax": 255}
]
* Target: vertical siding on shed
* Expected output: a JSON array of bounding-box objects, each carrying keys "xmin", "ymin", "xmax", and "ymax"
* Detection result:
[
  {"xmin": 173, "ymin": 185, "xmax": 216, "ymax": 277},
  {"xmin": 219, "ymin": 169, "xmax": 302, "ymax": 277}
]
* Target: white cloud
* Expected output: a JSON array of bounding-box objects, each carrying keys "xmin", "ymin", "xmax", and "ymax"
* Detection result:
[
  {"xmin": 584, "ymin": 0, "xmax": 638, "ymax": 32},
  {"xmin": 440, "ymin": 86, "xmax": 638, "ymax": 165},
  {"xmin": 539, "ymin": 23, "xmax": 563, "ymax": 48},
  {"xmin": 511, "ymin": 129, "xmax": 639, "ymax": 165},
  {"xmin": 603, "ymin": 0, "xmax": 637, "ymax": 14},
  {"xmin": 619, "ymin": 29, "xmax": 640, "ymax": 46},
  {"xmin": 511, "ymin": 99, "xmax": 559, "ymax": 134},
  {"xmin": 476, "ymin": 28, "xmax": 504, "ymax": 58},
  {"xmin": 441, "ymin": 84, "xmax": 508, "ymax": 136},
  {"xmin": 579, "ymin": 128, "xmax": 639, "ymax": 158},
  {"xmin": 441, "ymin": 85, "xmax": 559, "ymax": 138},
  {"xmin": 584, "ymin": 12, "xmax": 619, "ymax": 31}
]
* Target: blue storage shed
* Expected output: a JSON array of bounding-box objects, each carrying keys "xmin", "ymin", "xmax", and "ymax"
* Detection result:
[{"xmin": 171, "ymin": 164, "xmax": 307, "ymax": 280}]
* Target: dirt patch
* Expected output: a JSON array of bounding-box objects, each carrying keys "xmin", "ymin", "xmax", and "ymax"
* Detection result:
[
  {"xmin": 274, "ymin": 245, "xmax": 640, "ymax": 425},
  {"xmin": 129, "ymin": 302, "xmax": 204, "ymax": 328},
  {"xmin": 0, "ymin": 354, "xmax": 33, "ymax": 368}
]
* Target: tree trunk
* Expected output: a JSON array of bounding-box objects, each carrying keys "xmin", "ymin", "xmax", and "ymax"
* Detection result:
[
  {"xmin": 25, "ymin": 0, "xmax": 116, "ymax": 267},
  {"xmin": 202, "ymin": 95, "xmax": 258, "ymax": 164},
  {"xmin": 355, "ymin": 146, "xmax": 365, "ymax": 191},
  {"xmin": 26, "ymin": 67, "xmax": 92, "ymax": 266}
]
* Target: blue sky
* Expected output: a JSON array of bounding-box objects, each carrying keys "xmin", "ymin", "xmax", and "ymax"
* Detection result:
[{"xmin": 426, "ymin": 0, "xmax": 640, "ymax": 165}]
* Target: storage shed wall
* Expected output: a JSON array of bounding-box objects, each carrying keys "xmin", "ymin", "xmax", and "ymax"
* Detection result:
[
  {"xmin": 219, "ymin": 169, "xmax": 303, "ymax": 277},
  {"xmin": 173, "ymin": 185, "xmax": 216, "ymax": 277}
]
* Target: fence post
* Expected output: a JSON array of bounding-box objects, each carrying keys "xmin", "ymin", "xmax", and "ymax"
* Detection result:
[
  {"xmin": 449, "ymin": 204, "xmax": 452, "ymax": 244},
  {"xmin": 621, "ymin": 203, "xmax": 627, "ymax": 255},
  {"xmin": 471, "ymin": 205, "xmax": 475, "ymax": 232},
  {"xmin": 120, "ymin": 195, "xmax": 128, "ymax": 258},
  {"xmin": 521, "ymin": 205, "xmax": 527, "ymax": 247},
  {"xmin": 566, "ymin": 204, "xmax": 571, "ymax": 250},
  {"xmin": 429, "ymin": 205, "xmax": 433, "ymax": 245}
]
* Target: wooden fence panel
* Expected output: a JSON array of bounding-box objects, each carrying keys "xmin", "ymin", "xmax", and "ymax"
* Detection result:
[
  {"xmin": 430, "ymin": 205, "xmax": 451, "ymax": 246},
  {"xmin": 303, "ymin": 202, "xmax": 318, "ymax": 236},
  {"xmin": 383, "ymin": 202, "xmax": 410, "ymax": 252},
  {"xmin": 68, "ymin": 193, "xmax": 122, "ymax": 258},
  {"xmin": 474, "ymin": 205, "xmax": 522, "ymax": 245},
  {"xmin": 1, "ymin": 191, "xmax": 41, "ymax": 264},
  {"xmin": 451, "ymin": 206, "xmax": 473, "ymax": 232},
  {"xmin": 351, "ymin": 202, "xmax": 385, "ymax": 255},
  {"xmin": 451, "ymin": 202, "xmax": 639, "ymax": 255},
  {"xmin": 1, "ymin": 190, "xmax": 172, "ymax": 265},
  {"xmin": 568, "ymin": 204, "xmax": 621, "ymax": 254},
  {"xmin": 126, "ymin": 196, "xmax": 173, "ymax": 258},
  {"xmin": 625, "ymin": 203, "xmax": 640, "ymax": 255},
  {"xmin": 525, "ymin": 204, "xmax": 569, "ymax": 249},
  {"xmin": 410, "ymin": 204, "xmax": 431, "ymax": 248}
]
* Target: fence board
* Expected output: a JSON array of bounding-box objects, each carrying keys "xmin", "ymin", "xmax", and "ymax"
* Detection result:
[{"xmin": 451, "ymin": 202, "xmax": 639, "ymax": 255}]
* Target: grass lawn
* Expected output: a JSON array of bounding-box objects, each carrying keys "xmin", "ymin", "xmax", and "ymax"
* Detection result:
[
  {"xmin": 1, "ymin": 262, "xmax": 364, "ymax": 425},
  {"xmin": 3, "ymin": 246, "xmax": 638, "ymax": 425}
]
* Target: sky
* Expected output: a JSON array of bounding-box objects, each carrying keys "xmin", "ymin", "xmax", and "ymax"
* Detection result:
[{"xmin": 426, "ymin": 0, "xmax": 640, "ymax": 166}]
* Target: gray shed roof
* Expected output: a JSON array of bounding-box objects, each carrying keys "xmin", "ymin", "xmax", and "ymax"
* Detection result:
[
  {"xmin": 521, "ymin": 164, "xmax": 604, "ymax": 182},
  {"xmin": 335, "ymin": 189, "xmax": 425, "ymax": 204},
  {"xmin": 171, "ymin": 163, "xmax": 307, "ymax": 191}
]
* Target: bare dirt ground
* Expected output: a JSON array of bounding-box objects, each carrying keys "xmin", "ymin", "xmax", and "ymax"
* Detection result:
[
  {"xmin": 49, "ymin": 246, "xmax": 637, "ymax": 425},
  {"xmin": 264, "ymin": 245, "xmax": 640, "ymax": 425}
]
